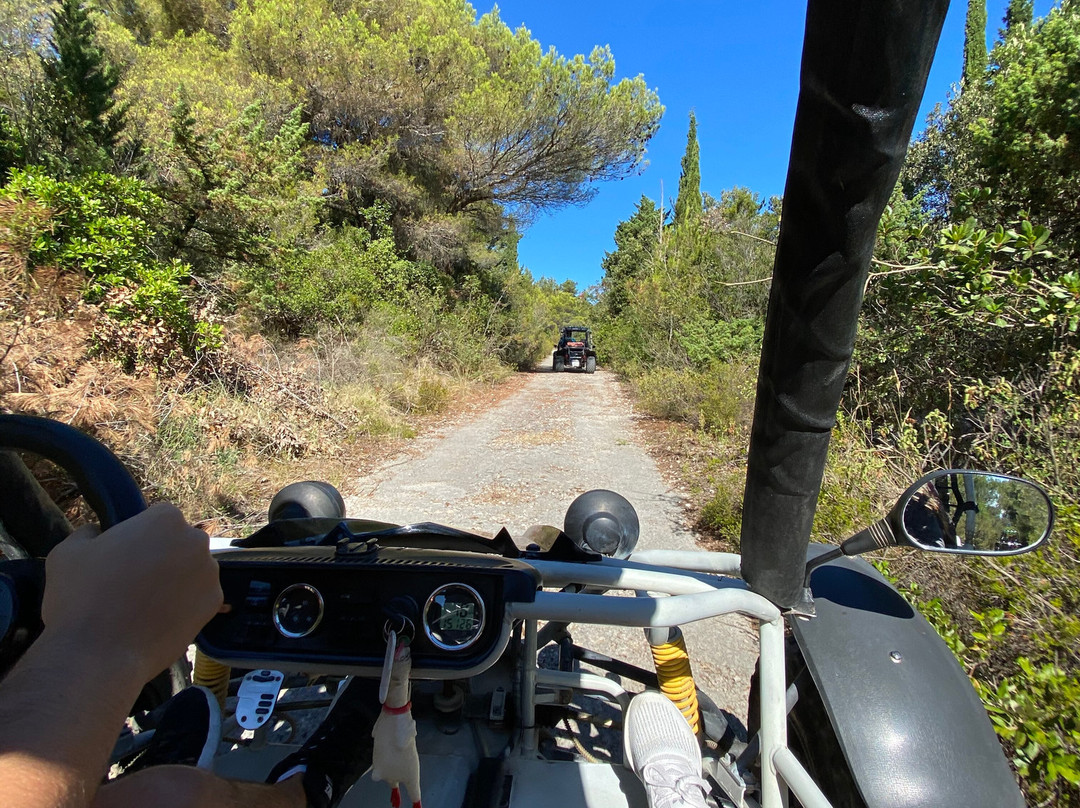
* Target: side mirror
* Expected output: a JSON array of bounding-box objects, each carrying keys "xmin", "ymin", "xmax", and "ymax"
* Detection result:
[
  {"xmin": 564, "ymin": 489, "xmax": 640, "ymax": 559},
  {"xmin": 895, "ymin": 471, "xmax": 1053, "ymax": 555},
  {"xmin": 806, "ymin": 471, "xmax": 1054, "ymax": 583}
]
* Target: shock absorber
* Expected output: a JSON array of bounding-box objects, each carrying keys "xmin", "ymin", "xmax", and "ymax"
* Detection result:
[
  {"xmin": 646, "ymin": 626, "xmax": 701, "ymax": 736},
  {"xmin": 193, "ymin": 648, "xmax": 231, "ymax": 710}
]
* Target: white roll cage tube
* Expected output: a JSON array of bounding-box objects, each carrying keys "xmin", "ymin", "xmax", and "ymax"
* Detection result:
[{"xmin": 510, "ymin": 551, "xmax": 833, "ymax": 808}]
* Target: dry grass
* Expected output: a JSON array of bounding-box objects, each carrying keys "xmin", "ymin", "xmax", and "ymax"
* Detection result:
[
  {"xmin": 0, "ymin": 249, "xmax": 517, "ymax": 537},
  {"xmin": 492, "ymin": 428, "xmax": 566, "ymax": 448}
]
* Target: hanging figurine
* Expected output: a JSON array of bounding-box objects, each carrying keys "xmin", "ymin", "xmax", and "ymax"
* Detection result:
[{"xmin": 371, "ymin": 640, "xmax": 422, "ymax": 808}]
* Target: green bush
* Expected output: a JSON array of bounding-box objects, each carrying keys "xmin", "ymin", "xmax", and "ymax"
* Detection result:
[
  {"xmin": 982, "ymin": 659, "xmax": 1080, "ymax": 796},
  {"xmin": 245, "ymin": 225, "xmax": 436, "ymax": 336},
  {"xmin": 633, "ymin": 360, "xmax": 754, "ymax": 434},
  {"xmin": 0, "ymin": 168, "xmax": 219, "ymax": 361},
  {"xmin": 679, "ymin": 317, "xmax": 763, "ymax": 367},
  {"xmin": 3, "ymin": 168, "xmax": 163, "ymax": 281},
  {"xmin": 633, "ymin": 367, "xmax": 702, "ymax": 423},
  {"xmin": 700, "ymin": 465, "xmax": 745, "ymax": 541}
]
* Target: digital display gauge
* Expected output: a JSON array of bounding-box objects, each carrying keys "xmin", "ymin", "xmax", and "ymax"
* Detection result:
[
  {"xmin": 423, "ymin": 583, "xmax": 485, "ymax": 651},
  {"xmin": 273, "ymin": 583, "xmax": 325, "ymax": 638}
]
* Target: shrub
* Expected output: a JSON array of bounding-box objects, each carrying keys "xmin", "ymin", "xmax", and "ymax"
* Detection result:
[
  {"xmin": 981, "ymin": 659, "xmax": 1080, "ymax": 798},
  {"xmin": 0, "ymin": 168, "xmax": 219, "ymax": 366},
  {"xmin": 700, "ymin": 465, "xmax": 745, "ymax": 541},
  {"xmin": 679, "ymin": 317, "xmax": 763, "ymax": 366},
  {"xmin": 244, "ymin": 226, "xmax": 435, "ymax": 336},
  {"xmin": 633, "ymin": 367, "xmax": 702, "ymax": 423}
]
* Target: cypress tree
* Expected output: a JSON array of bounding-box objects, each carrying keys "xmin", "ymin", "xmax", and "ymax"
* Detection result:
[
  {"xmin": 673, "ymin": 111, "xmax": 701, "ymax": 227},
  {"xmin": 42, "ymin": 0, "xmax": 126, "ymax": 169},
  {"xmin": 962, "ymin": 0, "xmax": 988, "ymax": 86}
]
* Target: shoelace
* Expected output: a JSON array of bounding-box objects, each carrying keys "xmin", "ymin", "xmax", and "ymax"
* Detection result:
[{"xmin": 641, "ymin": 760, "xmax": 711, "ymax": 808}]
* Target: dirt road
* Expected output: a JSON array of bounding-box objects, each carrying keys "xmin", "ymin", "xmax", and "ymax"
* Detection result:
[{"xmin": 345, "ymin": 364, "xmax": 757, "ymax": 722}]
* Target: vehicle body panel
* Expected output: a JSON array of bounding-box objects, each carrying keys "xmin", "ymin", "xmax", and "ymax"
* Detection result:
[{"xmin": 791, "ymin": 549, "xmax": 1023, "ymax": 808}]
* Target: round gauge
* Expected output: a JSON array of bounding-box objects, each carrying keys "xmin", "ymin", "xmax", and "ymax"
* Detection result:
[
  {"xmin": 272, "ymin": 584, "xmax": 325, "ymax": 638},
  {"xmin": 423, "ymin": 583, "xmax": 486, "ymax": 651}
]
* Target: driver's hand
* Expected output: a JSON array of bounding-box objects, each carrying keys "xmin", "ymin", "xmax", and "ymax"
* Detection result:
[{"xmin": 42, "ymin": 503, "xmax": 223, "ymax": 682}]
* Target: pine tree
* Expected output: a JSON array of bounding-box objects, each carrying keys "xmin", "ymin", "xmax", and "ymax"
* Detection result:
[
  {"xmin": 601, "ymin": 195, "xmax": 661, "ymax": 315},
  {"xmin": 962, "ymin": 0, "xmax": 988, "ymax": 86},
  {"xmin": 1003, "ymin": 0, "xmax": 1033, "ymax": 34},
  {"xmin": 673, "ymin": 111, "xmax": 701, "ymax": 228},
  {"xmin": 41, "ymin": 0, "xmax": 126, "ymax": 170}
]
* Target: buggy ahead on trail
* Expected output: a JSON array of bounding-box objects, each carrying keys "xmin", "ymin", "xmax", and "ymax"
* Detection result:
[{"xmin": 553, "ymin": 325, "xmax": 596, "ymax": 373}]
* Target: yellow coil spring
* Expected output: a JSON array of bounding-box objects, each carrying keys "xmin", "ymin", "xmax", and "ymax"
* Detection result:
[
  {"xmin": 650, "ymin": 634, "xmax": 701, "ymax": 735},
  {"xmin": 192, "ymin": 649, "xmax": 230, "ymax": 710}
]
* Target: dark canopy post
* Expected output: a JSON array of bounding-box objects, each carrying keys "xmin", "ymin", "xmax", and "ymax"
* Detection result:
[{"xmin": 740, "ymin": 0, "xmax": 949, "ymax": 609}]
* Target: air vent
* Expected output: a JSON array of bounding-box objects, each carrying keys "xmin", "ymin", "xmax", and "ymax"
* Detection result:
[
  {"xmin": 368, "ymin": 557, "xmax": 445, "ymax": 567},
  {"xmin": 221, "ymin": 551, "xmax": 336, "ymax": 565},
  {"xmin": 220, "ymin": 551, "xmax": 458, "ymax": 567}
]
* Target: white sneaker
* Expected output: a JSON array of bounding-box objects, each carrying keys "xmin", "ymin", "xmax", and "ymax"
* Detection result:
[{"xmin": 624, "ymin": 691, "xmax": 710, "ymax": 808}]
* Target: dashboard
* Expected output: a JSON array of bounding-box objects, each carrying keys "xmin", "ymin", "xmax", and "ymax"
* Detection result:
[{"xmin": 197, "ymin": 545, "xmax": 539, "ymax": 678}]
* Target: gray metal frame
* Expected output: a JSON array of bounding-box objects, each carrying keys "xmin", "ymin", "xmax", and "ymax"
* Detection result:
[
  {"xmin": 206, "ymin": 537, "xmax": 833, "ymax": 807},
  {"xmin": 513, "ymin": 553, "xmax": 833, "ymax": 808}
]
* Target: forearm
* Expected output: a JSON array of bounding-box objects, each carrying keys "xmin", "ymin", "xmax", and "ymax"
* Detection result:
[{"xmin": 0, "ymin": 628, "xmax": 147, "ymax": 808}]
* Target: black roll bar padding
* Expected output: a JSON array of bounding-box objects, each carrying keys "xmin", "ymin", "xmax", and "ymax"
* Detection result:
[
  {"xmin": 739, "ymin": 0, "xmax": 950, "ymax": 608},
  {"xmin": 0, "ymin": 414, "xmax": 146, "ymax": 535}
]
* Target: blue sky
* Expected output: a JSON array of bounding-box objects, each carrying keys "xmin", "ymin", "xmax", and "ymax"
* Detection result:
[{"xmin": 489, "ymin": 1, "xmax": 1055, "ymax": 291}]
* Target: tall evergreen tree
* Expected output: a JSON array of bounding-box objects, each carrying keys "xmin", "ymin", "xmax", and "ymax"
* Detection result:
[
  {"xmin": 963, "ymin": 0, "xmax": 988, "ymax": 85},
  {"xmin": 601, "ymin": 195, "xmax": 661, "ymax": 315},
  {"xmin": 1003, "ymin": 0, "xmax": 1033, "ymax": 34},
  {"xmin": 673, "ymin": 111, "xmax": 701, "ymax": 227},
  {"xmin": 41, "ymin": 0, "xmax": 126, "ymax": 170}
]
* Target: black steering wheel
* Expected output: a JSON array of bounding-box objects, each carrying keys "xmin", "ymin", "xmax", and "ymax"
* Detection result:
[{"xmin": 0, "ymin": 414, "xmax": 187, "ymax": 714}]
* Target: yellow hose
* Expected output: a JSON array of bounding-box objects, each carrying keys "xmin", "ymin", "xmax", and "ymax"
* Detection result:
[
  {"xmin": 650, "ymin": 633, "xmax": 701, "ymax": 735},
  {"xmin": 193, "ymin": 649, "xmax": 230, "ymax": 710}
]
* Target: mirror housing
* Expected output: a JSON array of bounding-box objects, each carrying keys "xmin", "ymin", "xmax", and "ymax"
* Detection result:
[
  {"xmin": 564, "ymin": 489, "xmax": 640, "ymax": 559},
  {"xmin": 806, "ymin": 470, "xmax": 1054, "ymax": 586},
  {"xmin": 891, "ymin": 470, "xmax": 1053, "ymax": 555}
]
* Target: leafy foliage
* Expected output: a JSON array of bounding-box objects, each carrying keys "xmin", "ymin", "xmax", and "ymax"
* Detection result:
[
  {"xmin": 598, "ymin": 178, "xmax": 777, "ymax": 386},
  {"xmin": 600, "ymin": 194, "xmax": 661, "ymax": 316},
  {"xmin": 1003, "ymin": 0, "xmax": 1034, "ymax": 34},
  {"xmin": 983, "ymin": 660, "xmax": 1080, "ymax": 791},
  {"xmin": 1, "ymin": 169, "xmax": 220, "ymax": 365},
  {"xmin": 156, "ymin": 91, "xmax": 312, "ymax": 270},
  {"xmin": 220, "ymin": 0, "xmax": 662, "ymax": 226},
  {"xmin": 976, "ymin": 6, "xmax": 1080, "ymax": 256},
  {"xmin": 906, "ymin": 2, "xmax": 1080, "ymax": 259}
]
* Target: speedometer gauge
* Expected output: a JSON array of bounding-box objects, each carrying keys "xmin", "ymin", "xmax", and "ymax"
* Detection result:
[
  {"xmin": 273, "ymin": 583, "xmax": 324, "ymax": 638},
  {"xmin": 423, "ymin": 583, "xmax": 485, "ymax": 651}
]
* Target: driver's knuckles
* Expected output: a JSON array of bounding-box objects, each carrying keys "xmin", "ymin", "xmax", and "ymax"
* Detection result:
[{"xmin": 43, "ymin": 503, "xmax": 222, "ymax": 679}]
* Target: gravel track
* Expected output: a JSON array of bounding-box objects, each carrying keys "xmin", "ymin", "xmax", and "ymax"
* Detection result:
[{"xmin": 345, "ymin": 363, "xmax": 757, "ymax": 722}]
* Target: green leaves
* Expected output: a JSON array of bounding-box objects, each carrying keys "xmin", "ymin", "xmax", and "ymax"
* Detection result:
[
  {"xmin": 876, "ymin": 211, "xmax": 1068, "ymax": 337},
  {"xmin": 448, "ymin": 35, "xmax": 662, "ymax": 213},
  {"xmin": 3, "ymin": 168, "xmax": 162, "ymax": 276},
  {"xmin": 1, "ymin": 168, "xmax": 217, "ymax": 363},
  {"xmin": 982, "ymin": 660, "xmax": 1080, "ymax": 790}
]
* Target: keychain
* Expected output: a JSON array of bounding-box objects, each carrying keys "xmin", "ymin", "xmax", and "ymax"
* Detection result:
[{"xmin": 372, "ymin": 627, "xmax": 421, "ymax": 808}]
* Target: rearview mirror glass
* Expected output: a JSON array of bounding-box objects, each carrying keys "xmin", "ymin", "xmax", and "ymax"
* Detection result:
[{"xmin": 900, "ymin": 472, "xmax": 1053, "ymax": 555}]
